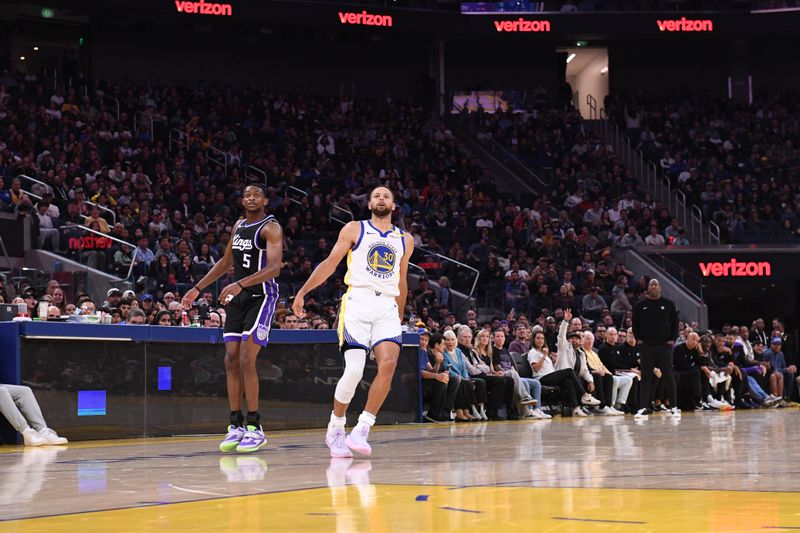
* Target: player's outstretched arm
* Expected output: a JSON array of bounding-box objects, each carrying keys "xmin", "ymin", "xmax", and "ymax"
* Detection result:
[
  {"xmin": 218, "ymin": 222, "xmax": 283, "ymax": 305},
  {"xmin": 396, "ymin": 233, "xmax": 414, "ymax": 321},
  {"xmin": 182, "ymin": 222, "xmax": 237, "ymax": 309},
  {"xmin": 292, "ymin": 221, "xmax": 359, "ymax": 317}
]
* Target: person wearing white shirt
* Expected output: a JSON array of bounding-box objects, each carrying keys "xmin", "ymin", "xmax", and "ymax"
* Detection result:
[
  {"xmin": 645, "ymin": 226, "xmax": 666, "ymax": 246},
  {"xmin": 35, "ymin": 202, "xmax": 59, "ymax": 251}
]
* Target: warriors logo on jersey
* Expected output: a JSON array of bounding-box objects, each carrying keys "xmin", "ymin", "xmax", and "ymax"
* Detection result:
[{"xmin": 366, "ymin": 243, "xmax": 397, "ymax": 279}]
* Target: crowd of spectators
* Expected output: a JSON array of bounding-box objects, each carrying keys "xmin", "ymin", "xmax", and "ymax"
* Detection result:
[
  {"xmin": 604, "ymin": 91, "xmax": 800, "ymax": 244},
  {"xmin": 0, "ymin": 67, "xmax": 683, "ymax": 330},
  {"xmin": 419, "ymin": 306, "xmax": 800, "ymax": 422}
]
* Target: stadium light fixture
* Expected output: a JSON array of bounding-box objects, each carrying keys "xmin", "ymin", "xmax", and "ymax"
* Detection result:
[
  {"xmin": 33, "ymin": 46, "xmax": 39, "ymax": 51},
  {"xmin": 19, "ymin": 56, "xmax": 25, "ymax": 61},
  {"xmin": 566, "ymin": 53, "xmax": 576, "ymax": 63}
]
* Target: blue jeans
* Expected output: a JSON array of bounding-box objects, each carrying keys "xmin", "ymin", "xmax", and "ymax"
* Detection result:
[
  {"xmin": 520, "ymin": 377, "xmax": 542, "ymax": 405},
  {"xmin": 747, "ymin": 376, "xmax": 767, "ymax": 402}
]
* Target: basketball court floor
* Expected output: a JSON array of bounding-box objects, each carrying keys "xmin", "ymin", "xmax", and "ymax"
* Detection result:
[{"xmin": 0, "ymin": 410, "xmax": 798, "ymax": 532}]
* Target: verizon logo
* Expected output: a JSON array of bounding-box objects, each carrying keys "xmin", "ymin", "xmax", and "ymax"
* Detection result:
[
  {"xmin": 698, "ymin": 259, "xmax": 771, "ymax": 277},
  {"xmin": 657, "ymin": 17, "xmax": 713, "ymax": 32},
  {"xmin": 338, "ymin": 10, "xmax": 393, "ymax": 27},
  {"xmin": 175, "ymin": 0, "xmax": 232, "ymax": 16},
  {"xmin": 493, "ymin": 18, "xmax": 551, "ymax": 32}
]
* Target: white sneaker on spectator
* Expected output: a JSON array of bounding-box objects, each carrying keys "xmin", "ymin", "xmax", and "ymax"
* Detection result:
[
  {"xmin": 22, "ymin": 428, "xmax": 47, "ymax": 447},
  {"xmin": 470, "ymin": 405, "xmax": 482, "ymax": 420},
  {"xmin": 634, "ymin": 408, "xmax": 652, "ymax": 420},
  {"xmin": 706, "ymin": 396, "xmax": 725, "ymax": 409},
  {"xmin": 581, "ymin": 393, "xmax": 601, "ymax": 406},
  {"xmin": 668, "ymin": 407, "xmax": 681, "ymax": 419},
  {"xmin": 479, "ymin": 405, "xmax": 489, "ymax": 420},
  {"xmin": 572, "ymin": 407, "xmax": 588, "ymax": 417},
  {"xmin": 607, "ymin": 407, "xmax": 625, "ymax": 416},
  {"xmin": 531, "ymin": 408, "xmax": 552, "ymax": 419},
  {"xmin": 38, "ymin": 428, "xmax": 68, "ymax": 445}
]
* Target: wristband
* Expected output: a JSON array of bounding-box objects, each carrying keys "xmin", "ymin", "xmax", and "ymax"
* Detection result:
[{"xmin": 236, "ymin": 281, "xmax": 244, "ymax": 289}]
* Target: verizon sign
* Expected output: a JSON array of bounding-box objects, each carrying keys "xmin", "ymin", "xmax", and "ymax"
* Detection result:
[
  {"xmin": 657, "ymin": 17, "xmax": 713, "ymax": 32},
  {"xmin": 338, "ymin": 10, "xmax": 393, "ymax": 27},
  {"xmin": 175, "ymin": 0, "xmax": 232, "ymax": 16},
  {"xmin": 699, "ymin": 259, "xmax": 771, "ymax": 277},
  {"xmin": 493, "ymin": 18, "xmax": 551, "ymax": 32}
]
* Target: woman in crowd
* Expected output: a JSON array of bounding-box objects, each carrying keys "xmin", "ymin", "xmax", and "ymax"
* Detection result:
[{"xmin": 442, "ymin": 330, "xmax": 487, "ymax": 421}]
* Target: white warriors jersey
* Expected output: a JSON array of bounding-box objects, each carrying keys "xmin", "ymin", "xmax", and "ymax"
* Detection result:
[{"xmin": 344, "ymin": 220, "xmax": 406, "ymax": 297}]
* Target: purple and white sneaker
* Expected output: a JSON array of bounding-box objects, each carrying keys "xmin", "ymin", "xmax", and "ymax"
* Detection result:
[
  {"xmin": 345, "ymin": 423, "xmax": 372, "ymax": 457},
  {"xmin": 326, "ymin": 426, "xmax": 353, "ymax": 458},
  {"xmin": 236, "ymin": 425, "xmax": 267, "ymax": 453},
  {"xmin": 219, "ymin": 425, "xmax": 246, "ymax": 453}
]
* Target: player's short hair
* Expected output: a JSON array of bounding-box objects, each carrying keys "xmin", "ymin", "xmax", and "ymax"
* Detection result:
[
  {"xmin": 369, "ymin": 185, "xmax": 395, "ymax": 202},
  {"xmin": 244, "ymin": 183, "xmax": 267, "ymax": 195}
]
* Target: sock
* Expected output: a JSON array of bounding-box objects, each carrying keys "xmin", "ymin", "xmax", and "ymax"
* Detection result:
[
  {"xmin": 357, "ymin": 411, "xmax": 376, "ymax": 428},
  {"xmin": 329, "ymin": 411, "xmax": 346, "ymax": 430},
  {"xmin": 230, "ymin": 410, "xmax": 244, "ymax": 427},
  {"xmin": 246, "ymin": 411, "xmax": 260, "ymax": 428}
]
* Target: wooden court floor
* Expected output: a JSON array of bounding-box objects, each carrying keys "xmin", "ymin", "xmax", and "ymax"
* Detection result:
[{"xmin": 0, "ymin": 409, "xmax": 798, "ymax": 532}]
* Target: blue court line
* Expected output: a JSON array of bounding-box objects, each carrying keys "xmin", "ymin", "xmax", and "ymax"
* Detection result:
[
  {"xmin": 440, "ymin": 506, "xmax": 482, "ymax": 514},
  {"xmin": 415, "ymin": 495, "xmax": 429, "ymax": 501},
  {"xmin": 553, "ymin": 516, "xmax": 646, "ymax": 525}
]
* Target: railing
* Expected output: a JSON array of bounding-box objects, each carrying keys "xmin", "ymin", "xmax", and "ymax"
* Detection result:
[
  {"xmin": 206, "ymin": 145, "xmax": 228, "ymax": 177},
  {"xmin": 584, "ymin": 98, "xmax": 720, "ymax": 245},
  {"xmin": 286, "ymin": 185, "xmax": 308, "ymax": 207},
  {"xmin": 168, "ymin": 128, "xmax": 189, "ymax": 153},
  {"xmin": 82, "ymin": 200, "xmax": 117, "ymax": 225},
  {"xmin": 134, "ymin": 111, "xmax": 161, "ymax": 142},
  {"xmin": 17, "ymin": 174, "xmax": 52, "ymax": 196},
  {"xmin": 245, "ymin": 164, "xmax": 267, "ymax": 188},
  {"xmin": 99, "ymin": 94, "xmax": 120, "ymax": 123},
  {"xmin": 329, "ymin": 204, "xmax": 354, "ymax": 226},
  {"xmin": 449, "ymin": 109, "xmax": 548, "ymax": 190},
  {"xmin": 60, "ymin": 225, "xmax": 137, "ymax": 282},
  {"xmin": 414, "ymin": 244, "xmax": 480, "ymax": 306},
  {"xmin": 0, "ymin": 236, "xmax": 10, "ymax": 272},
  {"xmin": 649, "ymin": 251, "xmax": 705, "ymax": 300}
]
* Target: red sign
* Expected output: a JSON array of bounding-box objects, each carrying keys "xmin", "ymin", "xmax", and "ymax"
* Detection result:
[
  {"xmin": 698, "ymin": 259, "xmax": 771, "ymax": 277},
  {"xmin": 657, "ymin": 17, "xmax": 713, "ymax": 32},
  {"xmin": 69, "ymin": 235, "xmax": 113, "ymax": 250},
  {"xmin": 338, "ymin": 10, "xmax": 393, "ymax": 27},
  {"xmin": 175, "ymin": 0, "xmax": 232, "ymax": 16},
  {"xmin": 493, "ymin": 18, "xmax": 551, "ymax": 32}
]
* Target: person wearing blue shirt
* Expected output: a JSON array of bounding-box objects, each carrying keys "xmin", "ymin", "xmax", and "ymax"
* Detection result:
[
  {"xmin": 441, "ymin": 330, "xmax": 486, "ymax": 421},
  {"xmin": 418, "ymin": 331, "xmax": 458, "ymax": 422},
  {"xmin": 764, "ymin": 337, "xmax": 797, "ymax": 399}
]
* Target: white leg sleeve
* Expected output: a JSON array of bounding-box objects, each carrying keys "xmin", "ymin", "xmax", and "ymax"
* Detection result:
[{"xmin": 334, "ymin": 349, "xmax": 367, "ymax": 405}]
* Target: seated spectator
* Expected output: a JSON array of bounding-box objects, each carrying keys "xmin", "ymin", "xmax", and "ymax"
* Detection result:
[
  {"xmin": 458, "ymin": 326, "xmax": 514, "ymax": 420},
  {"xmin": 442, "ymin": 330, "xmax": 487, "ymax": 421},
  {"xmin": 419, "ymin": 331, "xmax": 458, "ymax": 422},
  {"xmin": 125, "ymin": 308, "xmax": 147, "ymax": 325},
  {"xmin": 764, "ymin": 337, "xmax": 797, "ymax": 400},
  {"xmin": 582, "ymin": 331, "xmax": 629, "ymax": 415},
  {"xmin": 154, "ymin": 310, "xmax": 174, "ymax": 326},
  {"xmin": 0, "ymin": 384, "xmax": 68, "ymax": 446}
]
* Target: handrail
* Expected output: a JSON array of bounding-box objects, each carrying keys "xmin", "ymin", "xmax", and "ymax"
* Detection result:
[
  {"xmin": 415, "ymin": 244, "xmax": 481, "ymax": 304},
  {"xmin": 82, "ymin": 200, "xmax": 116, "ymax": 224},
  {"xmin": 17, "ymin": 174, "xmax": 53, "ymax": 195},
  {"xmin": 245, "ymin": 164, "xmax": 267, "ymax": 188},
  {"xmin": 22, "ymin": 188, "xmax": 43, "ymax": 201},
  {"xmin": 329, "ymin": 204, "xmax": 354, "ymax": 225},
  {"xmin": 168, "ymin": 128, "xmax": 189, "ymax": 153},
  {"xmin": 206, "ymin": 145, "xmax": 228, "ymax": 177},
  {"xmin": 98, "ymin": 94, "xmax": 120, "ymax": 123},
  {"xmin": 286, "ymin": 185, "xmax": 308, "ymax": 207},
  {"xmin": 0, "ymin": 236, "xmax": 9, "ymax": 271},
  {"xmin": 586, "ymin": 93, "xmax": 597, "ymax": 120},
  {"xmin": 134, "ymin": 110, "xmax": 160, "ymax": 142},
  {"xmin": 72, "ymin": 224, "xmax": 137, "ymax": 282},
  {"xmin": 448, "ymin": 113, "xmax": 547, "ymax": 189}
]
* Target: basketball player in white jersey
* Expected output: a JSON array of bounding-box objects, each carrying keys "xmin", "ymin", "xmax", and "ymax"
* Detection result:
[{"xmin": 293, "ymin": 186, "xmax": 413, "ymax": 457}]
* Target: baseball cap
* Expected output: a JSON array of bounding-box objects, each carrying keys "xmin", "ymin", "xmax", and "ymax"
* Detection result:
[
  {"xmin": 418, "ymin": 329, "xmax": 430, "ymax": 337},
  {"xmin": 140, "ymin": 293, "xmax": 155, "ymax": 302},
  {"xmin": 107, "ymin": 288, "xmax": 121, "ymax": 297},
  {"xmin": 567, "ymin": 331, "xmax": 582, "ymax": 339},
  {"xmin": 771, "ymin": 336, "xmax": 783, "ymax": 344},
  {"xmin": 122, "ymin": 290, "xmax": 136, "ymax": 299}
]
